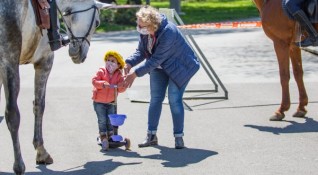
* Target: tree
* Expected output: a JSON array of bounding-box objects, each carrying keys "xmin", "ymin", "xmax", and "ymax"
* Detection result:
[
  {"xmin": 127, "ymin": 0, "xmax": 142, "ymax": 4},
  {"xmin": 98, "ymin": 0, "xmax": 117, "ymax": 4},
  {"xmin": 169, "ymin": 0, "xmax": 181, "ymax": 14}
]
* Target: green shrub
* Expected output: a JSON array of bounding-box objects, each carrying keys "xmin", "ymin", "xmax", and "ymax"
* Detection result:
[
  {"xmin": 100, "ymin": 9, "xmax": 116, "ymax": 23},
  {"xmin": 114, "ymin": 8, "xmax": 138, "ymax": 25}
]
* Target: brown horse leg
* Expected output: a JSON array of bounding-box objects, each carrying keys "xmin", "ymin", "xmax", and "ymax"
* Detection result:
[
  {"xmin": 33, "ymin": 54, "xmax": 54, "ymax": 164},
  {"xmin": 270, "ymin": 40, "xmax": 291, "ymax": 121},
  {"xmin": 289, "ymin": 45, "xmax": 308, "ymax": 117}
]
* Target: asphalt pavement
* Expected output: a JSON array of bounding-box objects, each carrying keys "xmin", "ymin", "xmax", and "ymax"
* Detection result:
[{"xmin": 0, "ymin": 27, "xmax": 318, "ymax": 175}]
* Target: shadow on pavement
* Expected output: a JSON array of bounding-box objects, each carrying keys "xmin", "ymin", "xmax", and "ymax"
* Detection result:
[
  {"xmin": 0, "ymin": 159, "xmax": 141, "ymax": 175},
  {"xmin": 0, "ymin": 142, "xmax": 216, "ymax": 174},
  {"xmin": 245, "ymin": 117, "xmax": 318, "ymax": 135},
  {"xmin": 0, "ymin": 116, "xmax": 3, "ymax": 123},
  {"xmin": 106, "ymin": 145, "xmax": 218, "ymax": 167},
  {"xmin": 103, "ymin": 146, "xmax": 217, "ymax": 168},
  {"xmin": 193, "ymin": 101, "xmax": 318, "ymax": 110},
  {"xmin": 103, "ymin": 149, "xmax": 142, "ymax": 158},
  {"xmin": 142, "ymin": 145, "xmax": 218, "ymax": 167}
]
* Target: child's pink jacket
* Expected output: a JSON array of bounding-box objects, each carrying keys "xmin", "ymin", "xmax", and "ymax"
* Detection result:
[{"xmin": 92, "ymin": 68, "xmax": 126, "ymax": 103}]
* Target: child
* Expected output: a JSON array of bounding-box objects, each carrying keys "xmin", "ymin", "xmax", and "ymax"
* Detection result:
[{"xmin": 92, "ymin": 50, "xmax": 126, "ymax": 151}]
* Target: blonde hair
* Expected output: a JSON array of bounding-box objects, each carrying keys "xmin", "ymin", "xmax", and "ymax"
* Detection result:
[
  {"xmin": 104, "ymin": 50, "xmax": 125, "ymax": 69},
  {"xmin": 136, "ymin": 6, "xmax": 162, "ymax": 32}
]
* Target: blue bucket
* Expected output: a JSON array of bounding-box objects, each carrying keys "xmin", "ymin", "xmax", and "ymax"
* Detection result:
[{"xmin": 108, "ymin": 114, "xmax": 126, "ymax": 126}]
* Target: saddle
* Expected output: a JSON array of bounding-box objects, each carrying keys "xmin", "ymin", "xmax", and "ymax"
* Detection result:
[{"xmin": 31, "ymin": 0, "xmax": 50, "ymax": 29}]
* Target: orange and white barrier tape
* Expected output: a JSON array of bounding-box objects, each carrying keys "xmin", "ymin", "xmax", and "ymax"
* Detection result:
[
  {"xmin": 100, "ymin": 5, "xmax": 262, "ymax": 30},
  {"xmin": 178, "ymin": 21, "xmax": 262, "ymax": 29}
]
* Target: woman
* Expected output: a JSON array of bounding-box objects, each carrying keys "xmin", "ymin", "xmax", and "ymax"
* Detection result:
[{"xmin": 123, "ymin": 6, "xmax": 200, "ymax": 149}]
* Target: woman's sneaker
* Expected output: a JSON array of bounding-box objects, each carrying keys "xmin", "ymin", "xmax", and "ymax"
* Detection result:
[
  {"xmin": 175, "ymin": 137, "xmax": 185, "ymax": 149},
  {"xmin": 138, "ymin": 134, "xmax": 158, "ymax": 147}
]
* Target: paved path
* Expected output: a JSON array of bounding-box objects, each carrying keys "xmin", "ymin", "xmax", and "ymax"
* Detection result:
[{"xmin": 0, "ymin": 28, "xmax": 318, "ymax": 175}]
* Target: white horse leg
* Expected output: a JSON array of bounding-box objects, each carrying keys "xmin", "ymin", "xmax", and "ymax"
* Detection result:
[
  {"xmin": 0, "ymin": 2, "xmax": 26, "ymax": 173},
  {"xmin": 0, "ymin": 77, "xmax": 2, "ymax": 101},
  {"xmin": 1, "ymin": 63, "xmax": 25, "ymax": 175},
  {"xmin": 33, "ymin": 54, "xmax": 54, "ymax": 164}
]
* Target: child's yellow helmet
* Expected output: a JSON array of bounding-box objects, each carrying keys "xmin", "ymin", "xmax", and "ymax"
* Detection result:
[{"xmin": 104, "ymin": 50, "xmax": 125, "ymax": 69}]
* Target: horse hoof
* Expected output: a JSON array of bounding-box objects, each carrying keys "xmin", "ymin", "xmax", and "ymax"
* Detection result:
[
  {"xmin": 269, "ymin": 112, "xmax": 285, "ymax": 121},
  {"xmin": 292, "ymin": 110, "xmax": 307, "ymax": 118},
  {"xmin": 36, "ymin": 154, "xmax": 53, "ymax": 165}
]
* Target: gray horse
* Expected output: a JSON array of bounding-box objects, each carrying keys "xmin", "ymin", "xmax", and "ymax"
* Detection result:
[{"xmin": 0, "ymin": 0, "xmax": 109, "ymax": 174}]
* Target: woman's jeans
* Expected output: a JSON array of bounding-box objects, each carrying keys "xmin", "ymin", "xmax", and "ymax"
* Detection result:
[
  {"xmin": 285, "ymin": 0, "xmax": 305, "ymax": 14},
  {"xmin": 93, "ymin": 101, "xmax": 115, "ymax": 134},
  {"xmin": 148, "ymin": 69, "xmax": 189, "ymax": 137}
]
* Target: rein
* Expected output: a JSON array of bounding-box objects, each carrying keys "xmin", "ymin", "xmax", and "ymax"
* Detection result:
[{"xmin": 57, "ymin": 4, "xmax": 98, "ymax": 46}]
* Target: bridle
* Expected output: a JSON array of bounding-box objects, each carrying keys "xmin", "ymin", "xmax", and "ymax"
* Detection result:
[{"xmin": 57, "ymin": 4, "xmax": 98, "ymax": 46}]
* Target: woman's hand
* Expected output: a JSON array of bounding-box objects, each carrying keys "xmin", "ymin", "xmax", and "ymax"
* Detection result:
[
  {"xmin": 124, "ymin": 63, "xmax": 132, "ymax": 76},
  {"xmin": 103, "ymin": 81, "xmax": 110, "ymax": 88},
  {"xmin": 124, "ymin": 72, "xmax": 137, "ymax": 88}
]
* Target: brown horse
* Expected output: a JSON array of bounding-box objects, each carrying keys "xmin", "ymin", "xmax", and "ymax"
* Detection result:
[{"xmin": 253, "ymin": 0, "xmax": 308, "ymax": 120}]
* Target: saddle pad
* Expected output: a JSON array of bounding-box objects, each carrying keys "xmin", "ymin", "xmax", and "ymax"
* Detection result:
[{"xmin": 31, "ymin": 0, "xmax": 51, "ymax": 29}]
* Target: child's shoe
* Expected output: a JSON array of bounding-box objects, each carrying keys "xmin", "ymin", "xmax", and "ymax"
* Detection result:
[{"xmin": 100, "ymin": 134, "xmax": 109, "ymax": 151}]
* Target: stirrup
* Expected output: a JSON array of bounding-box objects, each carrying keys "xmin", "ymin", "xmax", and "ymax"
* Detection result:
[
  {"xmin": 296, "ymin": 37, "xmax": 318, "ymax": 47},
  {"xmin": 48, "ymin": 39, "xmax": 62, "ymax": 51},
  {"xmin": 61, "ymin": 36, "xmax": 70, "ymax": 46}
]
